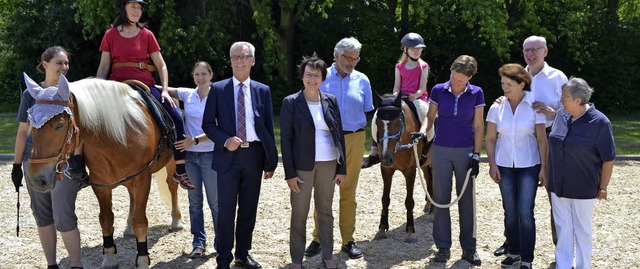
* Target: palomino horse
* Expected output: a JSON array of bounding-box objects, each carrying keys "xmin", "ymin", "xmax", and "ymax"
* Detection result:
[
  {"xmin": 23, "ymin": 73, "xmax": 180, "ymax": 268},
  {"xmin": 372, "ymin": 93, "xmax": 434, "ymax": 242}
]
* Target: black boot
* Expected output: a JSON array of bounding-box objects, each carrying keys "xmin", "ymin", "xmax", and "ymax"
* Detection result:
[{"xmin": 68, "ymin": 155, "xmax": 89, "ymax": 181}]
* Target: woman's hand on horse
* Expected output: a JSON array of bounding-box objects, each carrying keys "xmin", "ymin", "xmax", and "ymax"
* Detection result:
[
  {"xmin": 174, "ymin": 134, "xmax": 193, "ymax": 152},
  {"xmin": 161, "ymin": 90, "xmax": 177, "ymax": 108},
  {"xmin": 333, "ymin": 174, "xmax": 345, "ymax": 186},
  {"xmin": 287, "ymin": 177, "xmax": 303, "ymax": 193}
]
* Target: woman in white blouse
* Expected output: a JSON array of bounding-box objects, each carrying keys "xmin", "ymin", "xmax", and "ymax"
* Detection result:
[{"xmin": 485, "ymin": 63, "xmax": 548, "ymax": 269}]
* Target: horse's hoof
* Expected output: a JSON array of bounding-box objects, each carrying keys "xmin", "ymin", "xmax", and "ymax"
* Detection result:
[
  {"xmin": 374, "ymin": 230, "xmax": 388, "ymax": 240},
  {"xmin": 135, "ymin": 256, "xmax": 150, "ymax": 269},
  {"xmin": 404, "ymin": 236, "xmax": 417, "ymax": 243},
  {"xmin": 123, "ymin": 226, "xmax": 135, "ymax": 237},
  {"xmin": 102, "ymin": 247, "xmax": 119, "ymax": 269},
  {"xmin": 170, "ymin": 219, "xmax": 183, "ymax": 231}
]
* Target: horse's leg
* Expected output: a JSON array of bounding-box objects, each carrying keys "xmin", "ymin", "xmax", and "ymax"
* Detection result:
[
  {"xmin": 164, "ymin": 159, "xmax": 183, "ymax": 230},
  {"xmin": 403, "ymin": 168, "xmax": 417, "ymax": 243},
  {"xmin": 374, "ymin": 168, "xmax": 394, "ymax": 240},
  {"xmin": 92, "ymin": 187, "xmax": 119, "ymax": 269},
  {"xmin": 123, "ymin": 193, "xmax": 135, "ymax": 237},
  {"xmin": 128, "ymin": 177, "xmax": 152, "ymax": 269},
  {"xmin": 423, "ymin": 164, "xmax": 436, "ymax": 215}
]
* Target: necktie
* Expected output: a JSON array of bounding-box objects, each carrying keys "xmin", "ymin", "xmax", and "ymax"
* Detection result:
[{"xmin": 236, "ymin": 83, "xmax": 246, "ymax": 142}]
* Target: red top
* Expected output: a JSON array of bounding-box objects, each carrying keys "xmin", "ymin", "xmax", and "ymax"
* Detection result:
[{"xmin": 99, "ymin": 27, "xmax": 160, "ymax": 86}]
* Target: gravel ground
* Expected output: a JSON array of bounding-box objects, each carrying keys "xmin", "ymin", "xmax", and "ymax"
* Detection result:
[{"xmin": 0, "ymin": 160, "xmax": 638, "ymax": 269}]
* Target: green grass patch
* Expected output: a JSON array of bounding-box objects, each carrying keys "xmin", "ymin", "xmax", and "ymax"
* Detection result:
[
  {"xmin": 609, "ymin": 112, "xmax": 640, "ymax": 155},
  {"xmin": 0, "ymin": 113, "xmax": 17, "ymax": 153},
  {"xmin": 0, "ymin": 111, "xmax": 637, "ymax": 155}
]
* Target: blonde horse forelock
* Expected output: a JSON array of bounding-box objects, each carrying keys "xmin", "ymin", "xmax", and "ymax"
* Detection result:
[{"xmin": 69, "ymin": 79, "xmax": 149, "ymax": 145}]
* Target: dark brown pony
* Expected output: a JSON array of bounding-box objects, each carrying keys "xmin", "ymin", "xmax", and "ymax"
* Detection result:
[
  {"xmin": 372, "ymin": 93, "xmax": 434, "ymax": 242},
  {"xmin": 23, "ymin": 73, "xmax": 180, "ymax": 269}
]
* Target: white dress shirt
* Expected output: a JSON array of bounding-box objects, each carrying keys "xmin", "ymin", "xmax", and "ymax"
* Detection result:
[
  {"xmin": 487, "ymin": 91, "xmax": 546, "ymax": 168},
  {"xmin": 527, "ymin": 62, "xmax": 568, "ymax": 127},
  {"xmin": 232, "ymin": 77, "xmax": 259, "ymax": 142}
]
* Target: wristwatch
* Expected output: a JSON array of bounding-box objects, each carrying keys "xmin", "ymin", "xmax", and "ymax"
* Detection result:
[{"xmin": 469, "ymin": 152, "xmax": 480, "ymax": 161}]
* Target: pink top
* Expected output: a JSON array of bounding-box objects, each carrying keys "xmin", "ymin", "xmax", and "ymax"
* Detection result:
[
  {"xmin": 396, "ymin": 61, "xmax": 429, "ymax": 101},
  {"xmin": 99, "ymin": 27, "xmax": 161, "ymax": 86}
]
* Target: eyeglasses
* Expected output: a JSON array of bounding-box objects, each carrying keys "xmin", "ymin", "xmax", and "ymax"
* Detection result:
[
  {"xmin": 230, "ymin": 55, "xmax": 253, "ymax": 61},
  {"xmin": 303, "ymin": 73, "xmax": 322, "ymax": 79},
  {"xmin": 523, "ymin": 47, "xmax": 545, "ymax": 53},
  {"xmin": 341, "ymin": 54, "xmax": 361, "ymax": 63}
]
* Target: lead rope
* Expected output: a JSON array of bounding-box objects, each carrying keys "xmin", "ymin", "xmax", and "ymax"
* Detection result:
[{"xmin": 412, "ymin": 142, "xmax": 474, "ymax": 208}]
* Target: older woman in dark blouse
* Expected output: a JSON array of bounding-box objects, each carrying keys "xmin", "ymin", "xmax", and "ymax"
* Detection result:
[
  {"xmin": 280, "ymin": 54, "xmax": 346, "ymax": 269},
  {"xmin": 548, "ymin": 77, "xmax": 615, "ymax": 269}
]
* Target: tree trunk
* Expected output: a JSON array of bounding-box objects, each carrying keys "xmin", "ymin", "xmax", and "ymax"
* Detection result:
[{"xmin": 280, "ymin": 3, "xmax": 295, "ymax": 82}]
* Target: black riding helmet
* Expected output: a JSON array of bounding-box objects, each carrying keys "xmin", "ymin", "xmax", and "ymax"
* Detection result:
[
  {"xmin": 401, "ymin": 33, "xmax": 426, "ymax": 49},
  {"xmin": 115, "ymin": 0, "xmax": 147, "ymax": 10}
]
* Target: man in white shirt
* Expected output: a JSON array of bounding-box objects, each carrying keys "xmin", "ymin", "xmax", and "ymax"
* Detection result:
[{"xmin": 494, "ymin": 35, "xmax": 568, "ymax": 257}]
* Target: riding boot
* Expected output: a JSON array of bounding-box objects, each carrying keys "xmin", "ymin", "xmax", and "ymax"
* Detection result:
[{"xmin": 68, "ymin": 154, "xmax": 89, "ymax": 182}]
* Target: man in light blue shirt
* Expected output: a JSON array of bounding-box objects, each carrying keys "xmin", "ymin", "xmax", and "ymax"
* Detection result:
[{"xmin": 305, "ymin": 37, "xmax": 373, "ymax": 260}]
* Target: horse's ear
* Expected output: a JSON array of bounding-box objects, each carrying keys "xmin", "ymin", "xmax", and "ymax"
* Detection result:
[
  {"xmin": 57, "ymin": 74, "xmax": 71, "ymax": 100},
  {"xmin": 373, "ymin": 92, "xmax": 383, "ymax": 107},
  {"xmin": 23, "ymin": 72, "xmax": 42, "ymax": 99},
  {"xmin": 394, "ymin": 92, "xmax": 402, "ymax": 107}
]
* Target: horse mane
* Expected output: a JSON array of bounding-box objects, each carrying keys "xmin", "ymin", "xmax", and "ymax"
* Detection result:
[{"xmin": 69, "ymin": 78, "xmax": 148, "ymax": 145}]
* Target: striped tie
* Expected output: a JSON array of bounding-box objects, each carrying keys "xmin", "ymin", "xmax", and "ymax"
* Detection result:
[{"xmin": 236, "ymin": 83, "xmax": 246, "ymax": 142}]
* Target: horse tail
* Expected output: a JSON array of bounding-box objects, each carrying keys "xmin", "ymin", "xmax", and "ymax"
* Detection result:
[{"xmin": 154, "ymin": 167, "xmax": 173, "ymax": 209}]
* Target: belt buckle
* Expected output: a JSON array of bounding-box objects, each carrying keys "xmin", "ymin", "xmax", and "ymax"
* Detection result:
[
  {"xmin": 138, "ymin": 62, "xmax": 143, "ymax": 70},
  {"xmin": 240, "ymin": 142, "xmax": 250, "ymax": 148}
]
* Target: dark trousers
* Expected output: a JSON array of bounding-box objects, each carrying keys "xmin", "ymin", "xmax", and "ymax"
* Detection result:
[
  {"xmin": 149, "ymin": 86, "xmax": 186, "ymax": 160},
  {"xmin": 215, "ymin": 143, "xmax": 265, "ymax": 266}
]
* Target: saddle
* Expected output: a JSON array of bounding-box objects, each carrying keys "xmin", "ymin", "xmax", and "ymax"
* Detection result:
[{"xmin": 123, "ymin": 80, "xmax": 177, "ymax": 148}]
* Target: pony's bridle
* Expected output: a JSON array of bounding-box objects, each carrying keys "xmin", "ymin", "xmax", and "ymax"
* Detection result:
[
  {"xmin": 376, "ymin": 106, "xmax": 414, "ymax": 155},
  {"xmin": 28, "ymin": 97, "xmax": 79, "ymax": 179}
]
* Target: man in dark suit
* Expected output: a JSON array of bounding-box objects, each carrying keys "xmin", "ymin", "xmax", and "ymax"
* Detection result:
[{"xmin": 202, "ymin": 41, "xmax": 278, "ymax": 269}]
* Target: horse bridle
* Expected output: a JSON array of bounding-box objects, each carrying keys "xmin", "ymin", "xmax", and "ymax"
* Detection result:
[
  {"xmin": 28, "ymin": 98, "xmax": 79, "ymax": 180},
  {"xmin": 376, "ymin": 106, "xmax": 414, "ymax": 155}
]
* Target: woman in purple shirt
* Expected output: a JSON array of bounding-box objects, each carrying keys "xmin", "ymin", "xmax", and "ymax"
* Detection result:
[{"xmin": 415, "ymin": 55, "xmax": 485, "ymax": 266}]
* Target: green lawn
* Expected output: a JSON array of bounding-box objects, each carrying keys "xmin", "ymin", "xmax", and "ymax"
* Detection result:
[{"xmin": 1, "ymin": 112, "xmax": 638, "ymax": 155}]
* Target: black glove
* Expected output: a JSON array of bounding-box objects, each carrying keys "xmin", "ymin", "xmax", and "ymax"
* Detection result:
[
  {"xmin": 410, "ymin": 132, "xmax": 426, "ymax": 143},
  {"xmin": 468, "ymin": 153, "xmax": 480, "ymax": 178},
  {"xmin": 11, "ymin": 163, "xmax": 23, "ymax": 192}
]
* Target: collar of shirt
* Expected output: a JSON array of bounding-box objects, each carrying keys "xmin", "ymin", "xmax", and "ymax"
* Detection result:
[
  {"xmin": 232, "ymin": 77, "xmax": 251, "ymax": 89},
  {"xmin": 444, "ymin": 81, "xmax": 472, "ymax": 95}
]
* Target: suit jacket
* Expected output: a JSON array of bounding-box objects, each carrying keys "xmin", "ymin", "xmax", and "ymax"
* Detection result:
[
  {"xmin": 280, "ymin": 90, "xmax": 347, "ymax": 180},
  {"xmin": 202, "ymin": 77, "xmax": 278, "ymax": 173}
]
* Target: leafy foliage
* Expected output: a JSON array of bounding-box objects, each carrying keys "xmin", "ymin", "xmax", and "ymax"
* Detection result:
[{"xmin": 0, "ymin": 0, "xmax": 638, "ymax": 114}]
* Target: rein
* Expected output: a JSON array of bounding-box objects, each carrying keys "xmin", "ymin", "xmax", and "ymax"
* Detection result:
[
  {"xmin": 412, "ymin": 142, "xmax": 475, "ymax": 209},
  {"xmin": 28, "ymin": 98, "xmax": 79, "ymax": 180}
]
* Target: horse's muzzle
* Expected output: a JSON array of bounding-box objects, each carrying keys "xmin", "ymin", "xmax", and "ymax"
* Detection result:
[{"xmin": 27, "ymin": 164, "xmax": 58, "ymax": 192}]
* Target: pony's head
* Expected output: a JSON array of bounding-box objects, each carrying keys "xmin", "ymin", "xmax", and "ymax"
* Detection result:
[
  {"xmin": 23, "ymin": 72, "xmax": 77, "ymax": 192},
  {"xmin": 374, "ymin": 93, "xmax": 406, "ymax": 167}
]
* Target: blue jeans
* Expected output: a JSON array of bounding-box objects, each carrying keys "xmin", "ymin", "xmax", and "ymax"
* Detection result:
[
  {"xmin": 498, "ymin": 164, "xmax": 540, "ymax": 263},
  {"xmin": 186, "ymin": 151, "xmax": 219, "ymax": 250}
]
